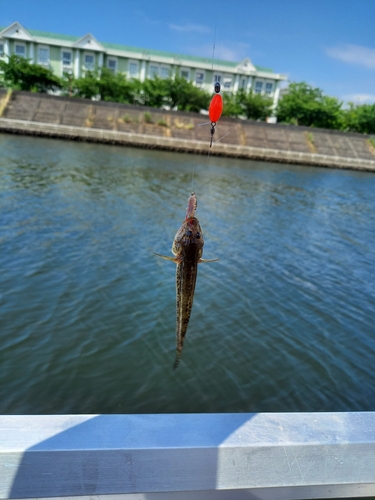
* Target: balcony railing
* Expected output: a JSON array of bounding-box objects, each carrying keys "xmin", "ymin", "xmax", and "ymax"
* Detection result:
[{"xmin": 1, "ymin": 412, "xmax": 375, "ymax": 499}]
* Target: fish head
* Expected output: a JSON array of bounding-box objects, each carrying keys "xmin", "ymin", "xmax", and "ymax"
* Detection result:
[{"xmin": 172, "ymin": 217, "xmax": 204, "ymax": 259}]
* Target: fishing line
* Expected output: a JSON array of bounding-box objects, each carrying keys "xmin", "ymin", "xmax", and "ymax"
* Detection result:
[
  {"xmin": 191, "ymin": 160, "xmax": 195, "ymax": 193},
  {"xmin": 190, "ymin": 19, "xmax": 218, "ymax": 190},
  {"xmin": 214, "ymin": 131, "xmax": 230, "ymax": 144},
  {"xmin": 189, "ymin": 15, "xmax": 220, "ymax": 191},
  {"xmin": 207, "ymin": 27, "xmax": 217, "ymax": 160},
  {"xmin": 211, "ymin": 20, "xmax": 217, "ymax": 68}
]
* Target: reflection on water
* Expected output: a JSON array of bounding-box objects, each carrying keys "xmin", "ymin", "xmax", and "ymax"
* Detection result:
[{"xmin": 0, "ymin": 133, "xmax": 374, "ymax": 414}]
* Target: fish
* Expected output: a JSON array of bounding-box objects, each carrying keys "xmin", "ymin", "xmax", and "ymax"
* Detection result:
[{"xmin": 154, "ymin": 192, "xmax": 218, "ymax": 369}]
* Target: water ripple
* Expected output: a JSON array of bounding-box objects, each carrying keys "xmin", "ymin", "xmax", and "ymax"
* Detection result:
[{"xmin": 0, "ymin": 134, "xmax": 374, "ymax": 414}]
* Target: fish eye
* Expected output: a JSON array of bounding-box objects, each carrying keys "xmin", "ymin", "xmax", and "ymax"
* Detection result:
[
  {"xmin": 186, "ymin": 230, "xmax": 193, "ymax": 237},
  {"xmin": 196, "ymin": 232, "xmax": 201, "ymax": 239}
]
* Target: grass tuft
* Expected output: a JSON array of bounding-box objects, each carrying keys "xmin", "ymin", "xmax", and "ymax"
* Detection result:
[{"xmin": 144, "ymin": 111, "xmax": 153, "ymax": 124}]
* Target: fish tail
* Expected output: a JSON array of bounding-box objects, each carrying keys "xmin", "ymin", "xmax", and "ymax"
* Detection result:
[{"xmin": 173, "ymin": 350, "xmax": 182, "ymax": 370}]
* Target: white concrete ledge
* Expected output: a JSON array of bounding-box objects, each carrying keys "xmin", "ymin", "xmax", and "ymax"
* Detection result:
[
  {"xmin": 1, "ymin": 412, "xmax": 375, "ymax": 499},
  {"xmin": 1, "ymin": 118, "xmax": 375, "ymax": 172}
]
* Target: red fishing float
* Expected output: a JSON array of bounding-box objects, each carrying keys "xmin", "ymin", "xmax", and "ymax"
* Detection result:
[{"xmin": 208, "ymin": 81, "xmax": 223, "ymax": 147}]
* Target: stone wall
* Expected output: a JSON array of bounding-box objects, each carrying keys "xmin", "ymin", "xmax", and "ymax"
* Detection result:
[{"xmin": 1, "ymin": 90, "xmax": 374, "ymax": 171}]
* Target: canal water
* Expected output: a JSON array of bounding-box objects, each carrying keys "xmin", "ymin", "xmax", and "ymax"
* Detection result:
[{"xmin": 0, "ymin": 133, "xmax": 374, "ymax": 415}]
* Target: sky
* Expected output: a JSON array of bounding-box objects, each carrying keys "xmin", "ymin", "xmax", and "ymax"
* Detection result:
[{"xmin": 2, "ymin": 0, "xmax": 375, "ymax": 104}]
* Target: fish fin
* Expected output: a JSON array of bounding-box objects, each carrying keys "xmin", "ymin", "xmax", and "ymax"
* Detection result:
[
  {"xmin": 153, "ymin": 252, "xmax": 179, "ymax": 263},
  {"xmin": 173, "ymin": 351, "xmax": 182, "ymax": 370},
  {"xmin": 199, "ymin": 258, "xmax": 220, "ymax": 263}
]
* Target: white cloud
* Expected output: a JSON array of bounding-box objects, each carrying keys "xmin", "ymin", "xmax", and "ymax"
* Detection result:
[
  {"xmin": 168, "ymin": 23, "xmax": 211, "ymax": 34},
  {"xmin": 326, "ymin": 44, "xmax": 375, "ymax": 69},
  {"xmin": 214, "ymin": 45, "xmax": 239, "ymax": 62},
  {"xmin": 214, "ymin": 42, "xmax": 251, "ymax": 62},
  {"xmin": 133, "ymin": 10, "xmax": 160, "ymax": 26},
  {"xmin": 342, "ymin": 94, "xmax": 375, "ymax": 104},
  {"xmin": 185, "ymin": 42, "xmax": 251, "ymax": 62}
]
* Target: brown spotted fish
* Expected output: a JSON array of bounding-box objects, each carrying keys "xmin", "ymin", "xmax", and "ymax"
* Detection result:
[{"xmin": 155, "ymin": 192, "xmax": 218, "ymax": 369}]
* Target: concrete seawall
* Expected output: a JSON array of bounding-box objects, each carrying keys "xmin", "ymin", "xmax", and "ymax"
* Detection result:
[{"xmin": 1, "ymin": 90, "xmax": 375, "ymax": 172}]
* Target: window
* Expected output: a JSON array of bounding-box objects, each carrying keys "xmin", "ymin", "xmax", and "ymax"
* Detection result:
[
  {"xmin": 255, "ymin": 81, "xmax": 263, "ymax": 94},
  {"xmin": 107, "ymin": 58, "xmax": 117, "ymax": 73},
  {"xmin": 129, "ymin": 61, "xmax": 139, "ymax": 78},
  {"xmin": 181, "ymin": 68, "xmax": 190, "ymax": 80},
  {"xmin": 160, "ymin": 66, "xmax": 170, "ymax": 79},
  {"xmin": 241, "ymin": 78, "xmax": 247, "ymax": 89},
  {"xmin": 149, "ymin": 64, "xmax": 159, "ymax": 78},
  {"xmin": 195, "ymin": 71, "xmax": 205, "ymax": 87},
  {"xmin": 0, "ymin": 44, "xmax": 4, "ymax": 56},
  {"xmin": 223, "ymin": 78, "xmax": 232, "ymax": 90},
  {"xmin": 265, "ymin": 82, "xmax": 273, "ymax": 95},
  {"xmin": 15, "ymin": 44, "xmax": 26, "ymax": 57},
  {"xmin": 62, "ymin": 51, "xmax": 72, "ymax": 68},
  {"xmin": 84, "ymin": 53, "xmax": 95, "ymax": 71},
  {"xmin": 213, "ymin": 73, "xmax": 222, "ymax": 84},
  {"xmin": 38, "ymin": 47, "xmax": 49, "ymax": 66}
]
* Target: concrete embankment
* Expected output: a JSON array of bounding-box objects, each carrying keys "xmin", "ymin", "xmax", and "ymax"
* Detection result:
[{"xmin": 1, "ymin": 90, "xmax": 375, "ymax": 172}]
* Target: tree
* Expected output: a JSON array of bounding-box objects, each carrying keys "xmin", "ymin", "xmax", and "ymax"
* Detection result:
[
  {"xmin": 139, "ymin": 76, "xmax": 168, "ymax": 108},
  {"xmin": 164, "ymin": 75, "xmax": 209, "ymax": 112},
  {"xmin": 237, "ymin": 90, "xmax": 273, "ymax": 120},
  {"xmin": 71, "ymin": 70, "xmax": 100, "ymax": 99},
  {"xmin": 59, "ymin": 71, "xmax": 75, "ymax": 97},
  {"xmin": 62, "ymin": 68, "xmax": 138, "ymax": 102},
  {"xmin": 0, "ymin": 55, "xmax": 61, "ymax": 92},
  {"xmin": 221, "ymin": 92, "xmax": 243, "ymax": 118},
  {"xmin": 99, "ymin": 68, "xmax": 137, "ymax": 104},
  {"xmin": 315, "ymin": 95, "xmax": 344, "ymax": 129},
  {"xmin": 342, "ymin": 103, "xmax": 375, "ymax": 134},
  {"xmin": 276, "ymin": 82, "xmax": 343, "ymax": 129}
]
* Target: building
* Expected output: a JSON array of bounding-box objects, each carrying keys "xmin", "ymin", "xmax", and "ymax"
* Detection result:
[{"xmin": 0, "ymin": 22, "xmax": 286, "ymax": 108}]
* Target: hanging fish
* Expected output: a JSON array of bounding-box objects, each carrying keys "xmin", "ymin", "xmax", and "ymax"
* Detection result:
[
  {"xmin": 154, "ymin": 192, "xmax": 218, "ymax": 369},
  {"xmin": 208, "ymin": 82, "xmax": 223, "ymax": 147}
]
